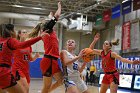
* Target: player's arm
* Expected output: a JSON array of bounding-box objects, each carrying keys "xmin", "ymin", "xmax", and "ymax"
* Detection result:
[
  {"xmin": 112, "ymin": 52, "xmax": 140, "ymax": 64},
  {"xmin": 8, "ymin": 32, "xmax": 47, "ymax": 50},
  {"xmin": 30, "ymin": 52, "xmax": 40, "ymax": 62},
  {"xmin": 88, "ymin": 33, "xmax": 102, "ymax": 56},
  {"xmin": 79, "ymin": 62, "xmax": 87, "ymax": 73},
  {"xmin": 8, "ymin": 37, "xmax": 41, "ymax": 50},
  {"xmin": 89, "ymin": 33, "xmax": 100, "ymax": 49},
  {"xmin": 60, "ymin": 50, "xmax": 82, "ymax": 66},
  {"xmin": 92, "ymin": 49, "xmax": 102, "ymax": 56},
  {"xmin": 43, "ymin": 2, "xmax": 61, "ymax": 33}
]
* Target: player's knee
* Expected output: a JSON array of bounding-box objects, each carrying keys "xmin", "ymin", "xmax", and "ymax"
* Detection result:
[{"xmin": 110, "ymin": 88, "xmax": 117, "ymax": 93}]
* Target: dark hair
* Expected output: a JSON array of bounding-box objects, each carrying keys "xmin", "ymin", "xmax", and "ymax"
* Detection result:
[
  {"xmin": 0, "ymin": 24, "xmax": 14, "ymax": 38},
  {"xmin": 109, "ymin": 39, "xmax": 119, "ymax": 47},
  {"xmin": 5, "ymin": 24, "xmax": 14, "ymax": 31},
  {"xmin": 17, "ymin": 30, "xmax": 21, "ymax": 40}
]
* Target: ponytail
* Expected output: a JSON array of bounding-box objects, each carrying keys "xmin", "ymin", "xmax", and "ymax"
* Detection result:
[
  {"xmin": 110, "ymin": 39, "xmax": 119, "ymax": 46},
  {"xmin": 0, "ymin": 24, "xmax": 12, "ymax": 38},
  {"xmin": 28, "ymin": 23, "xmax": 44, "ymax": 38},
  {"xmin": 17, "ymin": 30, "xmax": 21, "ymax": 40}
]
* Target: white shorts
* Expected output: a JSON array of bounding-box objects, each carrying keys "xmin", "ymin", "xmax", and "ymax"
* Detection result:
[
  {"xmin": 75, "ymin": 79, "xmax": 88, "ymax": 92},
  {"xmin": 65, "ymin": 77, "xmax": 88, "ymax": 93}
]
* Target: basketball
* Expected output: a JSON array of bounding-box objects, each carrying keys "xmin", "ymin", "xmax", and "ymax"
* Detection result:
[{"xmin": 82, "ymin": 48, "xmax": 94, "ymax": 62}]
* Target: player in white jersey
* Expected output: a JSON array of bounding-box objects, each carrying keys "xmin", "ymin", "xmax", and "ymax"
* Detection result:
[
  {"xmin": 60, "ymin": 39, "xmax": 88, "ymax": 93},
  {"xmin": 60, "ymin": 34, "xmax": 100, "ymax": 93}
]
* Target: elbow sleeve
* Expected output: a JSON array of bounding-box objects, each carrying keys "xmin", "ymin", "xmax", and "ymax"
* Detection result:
[{"xmin": 43, "ymin": 16, "xmax": 57, "ymax": 33}]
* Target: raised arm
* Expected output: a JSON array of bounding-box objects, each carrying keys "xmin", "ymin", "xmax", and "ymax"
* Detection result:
[
  {"xmin": 89, "ymin": 33, "xmax": 102, "ymax": 56},
  {"xmin": 43, "ymin": 2, "xmax": 61, "ymax": 32},
  {"xmin": 111, "ymin": 52, "xmax": 140, "ymax": 64},
  {"xmin": 89, "ymin": 33, "xmax": 100, "ymax": 49},
  {"xmin": 54, "ymin": 2, "xmax": 61, "ymax": 19}
]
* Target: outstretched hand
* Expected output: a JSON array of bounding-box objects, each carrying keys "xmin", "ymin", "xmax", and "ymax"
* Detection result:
[
  {"xmin": 58, "ymin": 2, "xmax": 61, "ymax": 9},
  {"xmin": 133, "ymin": 60, "xmax": 140, "ymax": 65},
  {"xmin": 78, "ymin": 49, "xmax": 85, "ymax": 58},
  {"xmin": 54, "ymin": 2, "xmax": 61, "ymax": 19},
  {"xmin": 94, "ymin": 33, "xmax": 100, "ymax": 41}
]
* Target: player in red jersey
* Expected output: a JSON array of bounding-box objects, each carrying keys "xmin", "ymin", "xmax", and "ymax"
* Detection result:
[
  {"xmin": 0, "ymin": 24, "xmax": 46, "ymax": 93},
  {"xmin": 88, "ymin": 33, "xmax": 140, "ymax": 93},
  {"xmin": 12, "ymin": 30, "xmax": 40, "ymax": 93},
  {"xmin": 28, "ymin": 2, "xmax": 63, "ymax": 93}
]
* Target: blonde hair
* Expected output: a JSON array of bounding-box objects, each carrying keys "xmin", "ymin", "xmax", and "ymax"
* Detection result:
[
  {"xmin": 16, "ymin": 30, "xmax": 21, "ymax": 40},
  {"xmin": 28, "ymin": 23, "xmax": 44, "ymax": 38}
]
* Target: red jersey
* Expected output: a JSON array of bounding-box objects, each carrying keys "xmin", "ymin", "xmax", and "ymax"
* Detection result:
[
  {"xmin": 42, "ymin": 30, "xmax": 59, "ymax": 58},
  {"xmin": 0, "ymin": 38, "xmax": 13, "ymax": 66},
  {"xmin": 0, "ymin": 37, "xmax": 41, "ymax": 66},
  {"xmin": 101, "ymin": 50, "xmax": 117, "ymax": 72},
  {"xmin": 12, "ymin": 47, "xmax": 32, "ymax": 74}
]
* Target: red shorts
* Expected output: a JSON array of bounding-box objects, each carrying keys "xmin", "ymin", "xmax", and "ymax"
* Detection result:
[
  {"xmin": 102, "ymin": 72, "xmax": 119, "ymax": 85},
  {"xmin": 40, "ymin": 57, "xmax": 61, "ymax": 77},
  {"xmin": 0, "ymin": 67, "xmax": 17, "ymax": 89},
  {"xmin": 12, "ymin": 68, "xmax": 30, "ymax": 84}
]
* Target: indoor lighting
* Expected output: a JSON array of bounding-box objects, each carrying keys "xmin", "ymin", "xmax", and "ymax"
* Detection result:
[
  {"xmin": 31, "ymin": 7, "xmax": 46, "ymax": 10},
  {"xmin": 11, "ymin": 5, "xmax": 46, "ymax": 10},
  {"xmin": 11, "ymin": 5, "xmax": 24, "ymax": 8},
  {"xmin": 122, "ymin": 0, "xmax": 129, "ymax": 3}
]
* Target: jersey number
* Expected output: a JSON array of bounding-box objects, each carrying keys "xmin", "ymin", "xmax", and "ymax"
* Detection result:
[
  {"xmin": 24, "ymin": 54, "xmax": 29, "ymax": 61},
  {"xmin": 0, "ymin": 43, "xmax": 3, "ymax": 51},
  {"xmin": 73, "ymin": 63, "xmax": 78, "ymax": 70}
]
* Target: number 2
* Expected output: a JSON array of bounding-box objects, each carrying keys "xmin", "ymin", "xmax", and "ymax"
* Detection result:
[{"xmin": 73, "ymin": 63, "xmax": 78, "ymax": 70}]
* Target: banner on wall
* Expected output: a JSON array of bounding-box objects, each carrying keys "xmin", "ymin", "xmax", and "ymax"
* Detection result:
[
  {"xmin": 122, "ymin": 0, "xmax": 132, "ymax": 15},
  {"xmin": 131, "ymin": 20, "xmax": 140, "ymax": 49},
  {"xmin": 93, "ymin": 56, "xmax": 140, "ymax": 70},
  {"xmin": 103, "ymin": 9, "xmax": 111, "ymax": 22},
  {"xmin": 116, "ymin": 57, "xmax": 140, "ymax": 70},
  {"xmin": 122, "ymin": 21, "xmax": 131, "ymax": 50},
  {"xmin": 95, "ymin": 14, "xmax": 103, "ymax": 26},
  {"xmin": 114, "ymin": 25, "xmax": 122, "ymax": 50},
  {"xmin": 112, "ymin": 4, "xmax": 121, "ymax": 19},
  {"xmin": 133, "ymin": 0, "xmax": 140, "ymax": 11}
]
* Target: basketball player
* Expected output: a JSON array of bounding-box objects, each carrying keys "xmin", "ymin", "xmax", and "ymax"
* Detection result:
[
  {"xmin": 12, "ymin": 30, "xmax": 40, "ymax": 93},
  {"xmin": 0, "ymin": 24, "xmax": 46, "ymax": 93},
  {"xmin": 60, "ymin": 33, "xmax": 100, "ymax": 93},
  {"xmin": 28, "ymin": 2, "xmax": 63, "ymax": 93},
  {"xmin": 89, "ymin": 35, "xmax": 140, "ymax": 93}
]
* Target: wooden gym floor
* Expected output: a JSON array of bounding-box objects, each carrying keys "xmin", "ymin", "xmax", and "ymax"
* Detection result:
[{"xmin": 29, "ymin": 79, "xmax": 139, "ymax": 93}]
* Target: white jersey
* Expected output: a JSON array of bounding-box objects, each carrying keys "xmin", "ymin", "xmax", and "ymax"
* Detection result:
[
  {"xmin": 64, "ymin": 50, "xmax": 87, "ymax": 92},
  {"xmin": 65, "ymin": 50, "xmax": 80, "ymax": 77}
]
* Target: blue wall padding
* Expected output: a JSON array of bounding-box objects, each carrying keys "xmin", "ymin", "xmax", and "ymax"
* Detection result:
[{"xmin": 29, "ymin": 58, "xmax": 43, "ymax": 78}]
